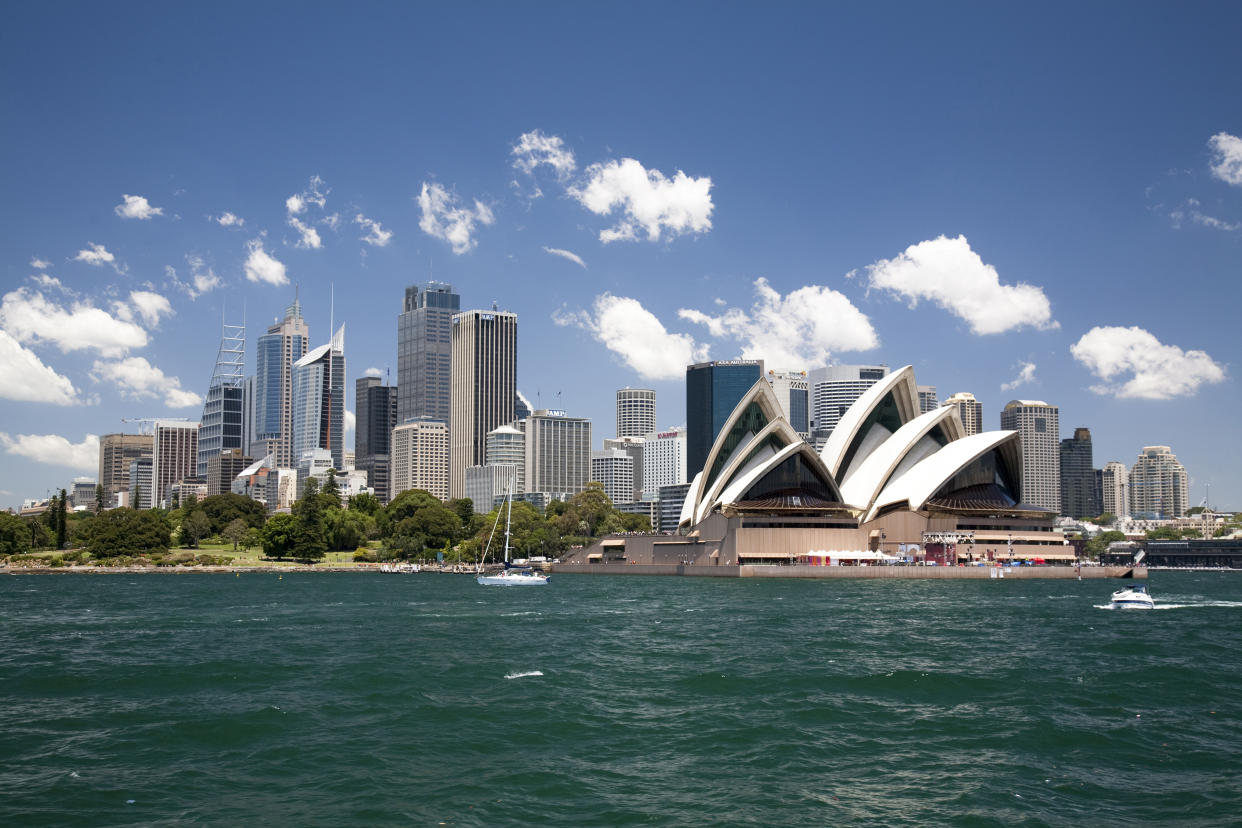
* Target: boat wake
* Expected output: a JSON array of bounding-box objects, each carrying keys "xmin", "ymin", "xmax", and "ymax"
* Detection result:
[
  {"xmin": 505, "ymin": 670, "xmax": 543, "ymax": 680},
  {"xmin": 1095, "ymin": 600, "xmax": 1242, "ymax": 611}
]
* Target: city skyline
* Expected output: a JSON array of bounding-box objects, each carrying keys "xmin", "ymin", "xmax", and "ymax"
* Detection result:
[{"xmin": 1, "ymin": 4, "xmax": 1239, "ymax": 510}]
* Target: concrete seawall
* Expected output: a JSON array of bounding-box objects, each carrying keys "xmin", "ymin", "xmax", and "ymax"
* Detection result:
[{"xmin": 549, "ymin": 563, "xmax": 1145, "ymax": 580}]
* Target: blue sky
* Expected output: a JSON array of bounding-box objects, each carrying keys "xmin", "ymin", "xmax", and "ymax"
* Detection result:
[{"xmin": 2, "ymin": 2, "xmax": 1239, "ymax": 511}]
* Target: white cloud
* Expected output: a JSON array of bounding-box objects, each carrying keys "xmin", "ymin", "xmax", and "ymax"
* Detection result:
[
  {"xmin": 128, "ymin": 290, "xmax": 173, "ymax": 327},
  {"xmin": 1191, "ymin": 211, "xmax": 1240, "ymax": 232},
  {"xmin": 0, "ymin": 288, "xmax": 148, "ymax": 357},
  {"xmin": 677, "ymin": 278, "xmax": 878, "ymax": 370},
  {"xmin": 0, "ymin": 432, "xmax": 99, "ymax": 470},
  {"xmin": 364, "ymin": 366, "xmax": 382, "ymax": 377},
  {"xmin": 185, "ymin": 254, "xmax": 222, "ymax": 297},
  {"xmin": 90, "ymin": 357, "xmax": 203, "ymax": 408},
  {"xmin": 289, "ymin": 216, "xmax": 323, "ymax": 249},
  {"xmin": 30, "ymin": 257, "xmax": 51, "ymax": 269},
  {"xmin": 1208, "ymin": 132, "xmax": 1242, "ymax": 186},
  {"xmin": 29, "ymin": 274, "xmax": 70, "ymax": 293},
  {"xmin": 511, "ymin": 130, "xmax": 577, "ymax": 179},
  {"xmin": 74, "ymin": 242, "xmax": 124, "ymax": 272},
  {"xmin": 1000, "ymin": 361, "xmax": 1037, "ymax": 392},
  {"xmin": 215, "ymin": 211, "xmax": 245, "ymax": 227},
  {"xmin": 345, "ymin": 410, "xmax": 356, "ymax": 435},
  {"xmin": 569, "ymin": 157, "xmax": 713, "ymax": 244},
  {"xmin": 542, "ymin": 246, "xmax": 586, "ymax": 268},
  {"xmin": 863, "ymin": 235, "xmax": 1057, "ymax": 335},
  {"xmin": 418, "ymin": 181, "xmax": 495, "ymax": 255},
  {"xmin": 243, "ymin": 238, "xmax": 289, "ymax": 286},
  {"xmin": 554, "ymin": 294, "xmax": 708, "ymax": 381},
  {"xmin": 0, "ymin": 330, "xmax": 81, "ymax": 405},
  {"xmin": 114, "ymin": 193, "xmax": 164, "ymax": 220},
  {"xmin": 1071, "ymin": 326, "xmax": 1226, "ymax": 400},
  {"xmin": 320, "ymin": 212, "xmax": 341, "ymax": 231},
  {"xmin": 355, "ymin": 213, "xmax": 393, "ymax": 247},
  {"xmin": 286, "ymin": 175, "xmax": 328, "ymax": 215}
]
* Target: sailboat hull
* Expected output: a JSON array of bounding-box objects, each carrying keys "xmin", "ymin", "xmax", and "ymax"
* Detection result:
[{"xmin": 477, "ymin": 571, "xmax": 549, "ymax": 586}]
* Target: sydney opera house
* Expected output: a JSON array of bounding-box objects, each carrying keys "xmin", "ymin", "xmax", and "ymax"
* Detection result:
[{"xmin": 568, "ymin": 366, "xmax": 1071, "ymax": 568}]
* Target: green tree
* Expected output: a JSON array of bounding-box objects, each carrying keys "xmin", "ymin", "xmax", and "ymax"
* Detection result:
[
  {"xmin": 327, "ymin": 509, "xmax": 370, "ymax": 551},
  {"xmin": 1186, "ymin": 505, "xmax": 1206, "ymax": 516},
  {"xmin": 241, "ymin": 526, "xmax": 262, "ymax": 552},
  {"xmin": 1085, "ymin": 529, "xmax": 1127, "ymax": 559},
  {"xmin": 323, "ymin": 468, "xmax": 341, "ymax": 504},
  {"xmin": 261, "ymin": 513, "xmax": 298, "ymax": 559},
  {"xmin": 448, "ymin": 497, "xmax": 474, "ymax": 529},
  {"xmin": 181, "ymin": 510, "xmax": 211, "ymax": 548},
  {"xmin": 25, "ymin": 517, "xmax": 52, "ymax": 550},
  {"xmin": 88, "ymin": 509, "xmax": 171, "ymax": 558},
  {"xmin": 198, "ymin": 494, "xmax": 268, "ymax": 533},
  {"xmin": 95, "ymin": 484, "xmax": 105, "ymax": 513},
  {"xmin": 0, "ymin": 512, "xmax": 32, "ymax": 556},
  {"xmin": 347, "ymin": 491, "xmax": 381, "ymax": 515},
  {"xmin": 56, "ymin": 488, "xmax": 68, "ymax": 549},
  {"xmin": 1146, "ymin": 526, "xmax": 1181, "ymax": 541},
  {"xmin": 291, "ymin": 479, "xmax": 328, "ymax": 562},
  {"xmin": 222, "ymin": 518, "xmax": 250, "ymax": 551}
]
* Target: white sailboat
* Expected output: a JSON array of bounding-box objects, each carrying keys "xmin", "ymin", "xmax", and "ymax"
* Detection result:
[{"xmin": 476, "ymin": 481, "xmax": 548, "ymax": 586}]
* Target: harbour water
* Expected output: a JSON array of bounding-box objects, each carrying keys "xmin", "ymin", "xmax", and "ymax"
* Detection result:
[{"xmin": 2, "ymin": 571, "xmax": 1240, "ymax": 826}]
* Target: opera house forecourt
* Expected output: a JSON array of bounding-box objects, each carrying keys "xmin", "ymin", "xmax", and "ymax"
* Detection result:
[{"xmin": 562, "ymin": 366, "xmax": 1140, "ymax": 579}]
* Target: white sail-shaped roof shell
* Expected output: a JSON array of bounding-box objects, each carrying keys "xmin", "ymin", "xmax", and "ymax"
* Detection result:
[
  {"xmin": 838, "ymin": 404, "xmax": 965, "ymax": 511},
  {"xmin": 867, "ymin": 430, "xmax": 1021, "ymax": 522},
  {"xmin": 712, "ymin": 441, "xmax": 841, "ymax": 513},
  {"xmin": 820, "ymin": 365, "xmax": 919, "ymax": 482},
  {"xmin": 694, "ymin": 417, "xmax": 805, "ymax": 524}
]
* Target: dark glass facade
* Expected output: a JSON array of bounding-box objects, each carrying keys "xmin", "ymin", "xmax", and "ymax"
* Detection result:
[
  {"xmin": 1059, "ymin": 427, "xmax": 1100, "ymax": 518},
  {"xmin": 397, "ymin": 282, "xmax": 460, "ymax": 426},
  {"xmin": 685, "ymin": 361, "xmax": 763, "ymax": 478},
  {"xmin": 356, "ymin": 376, "xmax": 398, "ymax": 502}
]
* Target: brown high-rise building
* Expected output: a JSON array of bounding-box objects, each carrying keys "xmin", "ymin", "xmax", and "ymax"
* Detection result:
[
  {"xmin": 98, "ymin": 433, "xmax": 153, "ymax": 507},
  {"xmin": 449, "ymin": 309, "xmax": 516, "ymax": 499},
  {"xmin": 153, "ymin": 420, "xmax": 200, "ymax": 508},
  {"xmin": 207, "ymin": 447, "xmax": 252, "ymax": 497}
]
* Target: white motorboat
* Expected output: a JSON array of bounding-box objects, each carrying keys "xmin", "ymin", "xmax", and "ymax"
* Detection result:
[
  {"xmin": 476, "ymin": 479, "xmax": 549, "ymax": 587},
  {"xmin": 1110, "ymin": 584, "xmax": 1154, "ymax": 609}
]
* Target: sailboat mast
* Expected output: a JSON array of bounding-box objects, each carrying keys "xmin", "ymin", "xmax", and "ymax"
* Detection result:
[{"xmin": 503, "ymin": 478, "xmax": 513, "ymax": 564}]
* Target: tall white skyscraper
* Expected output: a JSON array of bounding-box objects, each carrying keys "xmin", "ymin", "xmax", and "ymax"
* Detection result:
[
  {"xmin": 484, "ymin": 424, "xmax": 526, "ymax": 494},
  {"xmin": 292, "ymin": 324, "xmax": 346, "ymax": 472},
  {"xmin": 450, "ymin": 309, "xmax": 517, "ymax": 498},
  {"xmin": 591, "ymin": 448, "xmax": 634, "ymax": 505},
  {"xmin": 943, "ymin": 392, "xmax": 983, "ymax": 437},
  {"xmin": 615, "ymin": 388, "xmax": 656, "ymax": 439},
  {"xmin": 391, "ymin": 417, "xmax": 449, "ymax": 501},
  {"xmin": 807, "ymin": 364, "xmax": 889, "ymax": 438},
  {"xmin": 766, "ymin": 371, "xmax": 810, "ymax": 435},
  {"xmin": 523, "ymin": 409, "xmax": 591, "ymax": 497},
  {"xmin": 253, "ymin": 296, "xmax": 309, "ymax": 467},
  {"xmin": 1000, "ymin": 399, "xmax": 1060, "ymax": 513},
  {"xmin": 642, "ymin": 427, "xmax": 686, "ymax": 502},
  {"xmin": 1128, "ymin": 446, "xmax": 1189, "ymax": 520},
  {"xmin": 1101, "ymin": 460, "xmax": 1129, "ymax": 519}
]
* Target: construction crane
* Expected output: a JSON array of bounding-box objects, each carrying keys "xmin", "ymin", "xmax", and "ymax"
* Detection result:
[{"xmin": 121, "ymin": 417, "xmax": 191, "ymax": 435}]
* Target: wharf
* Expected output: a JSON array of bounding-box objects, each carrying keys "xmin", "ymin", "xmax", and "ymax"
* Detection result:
[{"xmin": 549, "ymin": 563, "xmax": 1145, "ymax": 580}]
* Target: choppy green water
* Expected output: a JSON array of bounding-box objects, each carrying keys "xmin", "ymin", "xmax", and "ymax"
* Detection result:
[{"xmin": 2, "ymin": 571, "xmax": 1240, "ymax": 826}]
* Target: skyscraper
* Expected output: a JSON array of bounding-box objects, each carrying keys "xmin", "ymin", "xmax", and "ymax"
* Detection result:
[
  {"xmin": 917, "ymin": 385, "xmax": 938, "ymax": 413},
  {"xmin": 152, "ymin": 420, "xmax": 200, "ymax": 508},
  {"xmin": 485, "ymin": 424, "xmax": 526, "ymax": 493},
  {"xmin": 253, "ymin": 296, "xmax": 309, "ymax": 467},
  {"xmin": 524, "ymin": 409, "xmax": 592, "ymax": 496},
  {"xmin": 642, "ymin": 427, "xmax": 686, "ymax": 502},
  {"xmin": 1129, "ymin": 446, "xmax": 1189, "ymax": 520},
  {"xmin": 292, "ymin": 325, "xmax": 346, "ymax": 472},
  {"xmin": 806, "ymin": 364, "xmax": 889, "ymax": 441},
  {"xmin": 98, "ymin": 433, "xmax": 153, "ymax": 507},
  {"xmin": 685, "ymin": 360, "xmax": 764, "ymax": 477},
  {"xmin": 1102, "ymin": 461, "xmax": 1129, "ymax": 519},
  {"xmin": 355, "ymin": 375, "xmax": 398, "ymax": 502},
  {"xmin": 943, "ymin": 392, "xmax": 983, "ymax": 436},
  {"xmin": 391, "ymin": 418, "xmax": 450, "ymax": 501},
  {"xmin": 615, "ymin": 388, "xmax": 656, "ymax": 439},
  {"xmin": 766, "ymin": 370, "xmax": 810, "ymax": 435},
  {"xmin": 196, "ymin": 318, "xmax": 246, "ymax": 478},
  {"xmin": 449, "ymin": 309, "xmax": 517, "ymax": 498},
  {"xmin": 602, "ymin": 436, "xmax": 644, "ymax": 502},
  {"xmin": 207, "ymin": 447, "xmax": 252, "ymax": 497},
  {"xmin": 592, "ymin": 448, "xmax": 634, "ymax": 505},
  {"xmin": 1000, "ymin": 400, "xmax": 1060, "ymax": 513},
  {"xmin": 397, "ymin": 282, "xmax": 460, "ymax": 425},
  {"xmin": 1059, "ymin": 427, "xmax": 1101, "ymax": 518}
]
